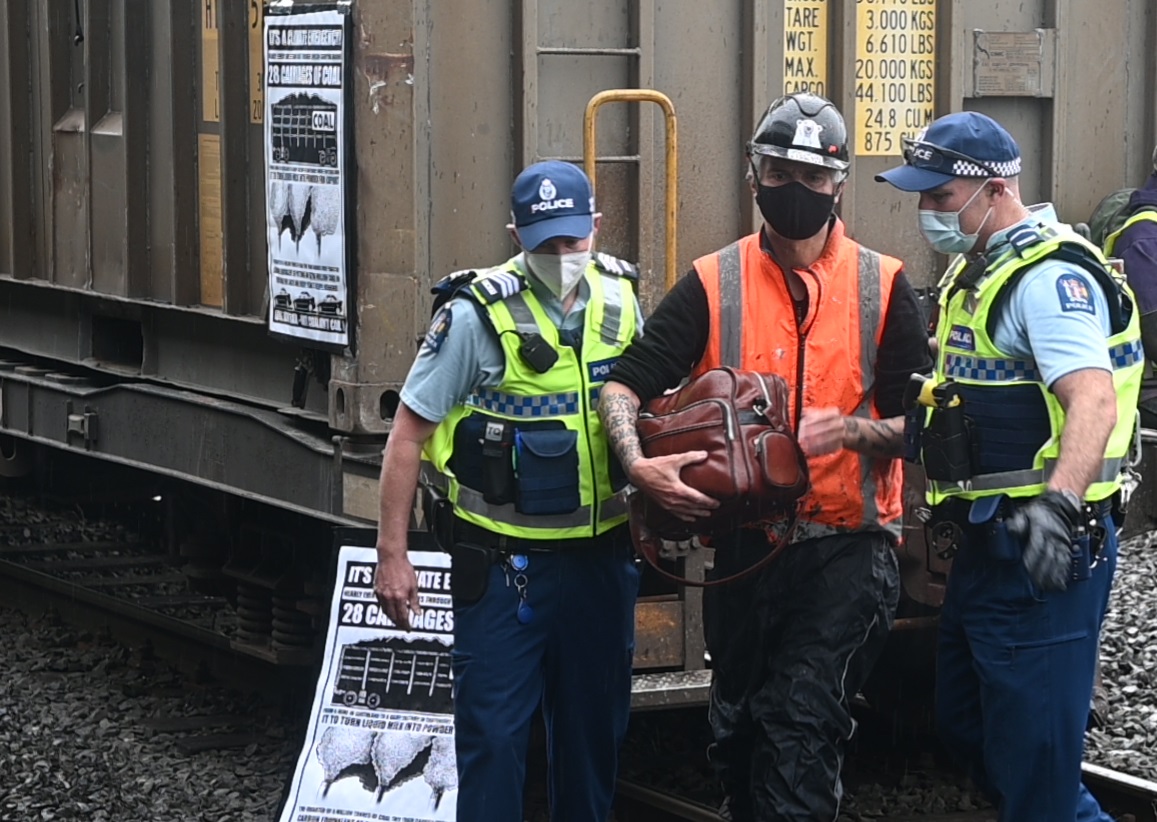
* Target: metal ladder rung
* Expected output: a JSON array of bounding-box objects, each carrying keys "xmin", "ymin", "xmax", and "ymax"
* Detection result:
[
  {"xmin": 537, "ymin": 46, "xmax": 642, "ymax": 57},
  {"xmin": 541, "ymin": 154, "xmax": 641, "ymax": 165}
]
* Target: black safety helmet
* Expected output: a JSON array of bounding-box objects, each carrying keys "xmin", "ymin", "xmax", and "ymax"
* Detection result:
[{"xmin": 747, "ymin": 92, "xmax": 850, "ymax": 173}]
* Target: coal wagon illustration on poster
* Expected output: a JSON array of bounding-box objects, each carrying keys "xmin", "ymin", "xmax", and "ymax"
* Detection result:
[{"xmin": 332, "ymin": 638, "xmax": 454, "ymax": 714}]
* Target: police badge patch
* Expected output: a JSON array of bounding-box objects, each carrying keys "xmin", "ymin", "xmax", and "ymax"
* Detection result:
[
  {"xmin": 423, "ymin": 305, "xmax": 452, "ymax": 353},
  {"xmin": 1056, "ymin": 273, "xmax": 1095, "ymax": 315}
]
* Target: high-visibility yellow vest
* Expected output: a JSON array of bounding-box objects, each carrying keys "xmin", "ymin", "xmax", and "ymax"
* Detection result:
[
  {"xmin": 422, "ymin": 253, "xmax": 639, "ymax": 540},
  {"xmin": 1104, "ymin": 209, "xmax": 1157, "ymax": 258},
  {"xmin": 928, "ymin": 223, "xmax": 1142, "ymax": 505}
]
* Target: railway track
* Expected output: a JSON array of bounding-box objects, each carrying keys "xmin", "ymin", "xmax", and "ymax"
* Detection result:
[
  {"xmin": 0, "ymin": 479, "xmax": 326, "ymax": 691},
  {"xmin": 614, "ymin": 763, "xmax": 1157, "ymax": 821},
  {"xmin": 5, "ymin": 481, "xmax": 1157, "ymax": 821}
]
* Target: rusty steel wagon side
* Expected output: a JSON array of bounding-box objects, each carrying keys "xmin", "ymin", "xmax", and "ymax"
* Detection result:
[{"xmin": 1, "ymin": 0, "xmax": 1155, "ymax": 692}]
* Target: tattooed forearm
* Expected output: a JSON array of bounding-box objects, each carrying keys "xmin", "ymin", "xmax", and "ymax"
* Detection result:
[
  {"xmin": 598, "ymin": 385, "xmax": 644, "ymax": 473},
  {"xmin": 842, "ymin": 416, "xmax": 906, "ymax": 458}
]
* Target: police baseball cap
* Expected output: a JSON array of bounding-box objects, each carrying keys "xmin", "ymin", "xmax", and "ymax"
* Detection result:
[
  {"xmin": 510, "ymin": 161, "xmax": 595, "ymax": 251},
  {"xmin": 876, "ymin": 111, "xmax": 1022, "ymax": 192}
]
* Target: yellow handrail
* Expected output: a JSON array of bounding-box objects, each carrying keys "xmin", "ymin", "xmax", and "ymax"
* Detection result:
[{"xmin": 583, "ymin": 90, "xmax": 678, "ymax": 291}]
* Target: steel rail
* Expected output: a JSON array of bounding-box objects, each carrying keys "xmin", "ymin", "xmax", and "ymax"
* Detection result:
[
  {"xmin": 615, "ymin": 779, "xmax": 722, "ymax": 821},
  {"xmin": 1083, "ymin": 761, "xmax": 1157, "ymax": 820},
  {"xmin": 0, "ymin": 556, "xmax": 233, "ymax": 649}
]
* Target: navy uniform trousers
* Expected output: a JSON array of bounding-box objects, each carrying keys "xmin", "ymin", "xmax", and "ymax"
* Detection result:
[
  {"xmin": 450, "ymin": 527, "xmax": 639, "ymax": 821},
  {"xmin": 936, "ymin": 517, "xmax": 1117, "ymax": 822}
]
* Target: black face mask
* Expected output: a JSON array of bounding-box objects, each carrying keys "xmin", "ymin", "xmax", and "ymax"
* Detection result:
[{"xmin": 755, "ymin": 180, "xmax": 837, "ymax": 241}]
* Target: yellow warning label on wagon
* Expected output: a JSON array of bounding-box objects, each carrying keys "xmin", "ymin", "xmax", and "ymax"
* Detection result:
[
  {"xmin": 784, "ymin": 0, "xmax": 828, "ymax": 97},
  {"xmin": 250, "ymin": 1, "xmax": 264, "ymax": 123},
  {"xmin": 854, "ymin": 0, "xmax": 936, "ymax": 156},
  {"xmin": 201, "ymin": 0, "xmax": 220, "ymax": 123}
]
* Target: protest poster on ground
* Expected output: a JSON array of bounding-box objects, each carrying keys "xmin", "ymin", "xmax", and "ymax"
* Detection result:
[{"xmin": 278, "ymin": 539, "xmax": 456, "ymax": 822}]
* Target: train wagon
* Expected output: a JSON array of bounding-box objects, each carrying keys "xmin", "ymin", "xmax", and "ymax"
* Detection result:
[{"xmin": 1, "ymin": 0, "xmax": 1155, "ymax": 701}]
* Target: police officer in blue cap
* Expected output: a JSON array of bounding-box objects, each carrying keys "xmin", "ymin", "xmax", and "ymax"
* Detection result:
[
  {"xmin": 372, "ymin": 160, "xmax": 644, "ymax": 821},
  {"xmin": 879, "ymin": 112, "xmax": 1143, "ymax": 821}
]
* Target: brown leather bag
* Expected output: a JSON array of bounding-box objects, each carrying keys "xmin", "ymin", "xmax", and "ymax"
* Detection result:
[{"xmin": 630, "ymin": 367, "xmax": 810, "ymax": 586}]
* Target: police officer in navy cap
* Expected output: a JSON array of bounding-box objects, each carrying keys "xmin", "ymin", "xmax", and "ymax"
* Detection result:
[
  {"xmin": 372, "ymin": 160, "xmax": 644, "ymax": 821},
  {"xmin": 879, "ymin": 111, "xmax": 1143, "ymax": 821}
]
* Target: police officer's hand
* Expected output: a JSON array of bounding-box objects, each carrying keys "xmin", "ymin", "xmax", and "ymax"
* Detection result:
[
  {"xmin": 628, "ymin": 451, "xmax": 721, "ymax": 522},
  {"xmin": 1007, "ymin": 490, "xmax": 1081, "ymax": 592},
  {"xmin": 373, "ymin": 552, "xmax": 422, "ymax": 631}
]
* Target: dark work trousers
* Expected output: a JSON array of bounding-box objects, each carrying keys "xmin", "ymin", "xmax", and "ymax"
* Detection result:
[
  {"xmin": 450, "ymin": 527, "xmax": 639, "ymax": 822},
  {"xmin": 935, "ymin": 518, "xmax": 1117, "ymax": 822},
  {"xmin": 703, "ymin": 530, "xmax": 900, "ymax": 821}
]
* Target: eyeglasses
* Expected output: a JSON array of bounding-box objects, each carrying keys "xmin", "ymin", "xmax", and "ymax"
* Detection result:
[{"xmin": 901, "ymin": 137, "xmax": 1004, "ymax": 178}]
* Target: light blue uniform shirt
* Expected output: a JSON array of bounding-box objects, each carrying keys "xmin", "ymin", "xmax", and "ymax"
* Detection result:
[
  {"xmin": 400, "ymin": 254, "xmax": 644, "ymax": 423},
  {"xmin": 984, "ymin": 204, "xmax": 1113, "ymax": 388}
]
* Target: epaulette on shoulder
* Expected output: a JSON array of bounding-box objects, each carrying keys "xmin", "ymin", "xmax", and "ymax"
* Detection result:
[
  {"xmin": 593, "ymin": 251, "xmax": 639, "ymax": 281},
  {"xmin": 429, "ymin": 269, "xmax": 478, "ymax": 316},
  {"xmin": 467, "ymin": 267, "xmax": 528, "ymax": 305},
  {"xmin": 432, "ymin": 268, "xmax": 477, "ymax": 296},
  {"xmin": 1006, "ymin": 223, "xmax": 1049, "ymax": 258}
]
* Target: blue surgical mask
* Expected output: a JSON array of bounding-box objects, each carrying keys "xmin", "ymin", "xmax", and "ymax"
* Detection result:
[{"xmin": 919, "ymin": 180, "xmax": 994, "ymax": 254}]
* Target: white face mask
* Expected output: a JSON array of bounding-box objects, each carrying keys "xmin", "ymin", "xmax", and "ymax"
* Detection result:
[
  {"xmin": 919, "ymin": 179, "xmax": 994, "ymax": 255},
  {"xmin": 524, "ymin": 247, "xmax": 592, "ymax": 299}
]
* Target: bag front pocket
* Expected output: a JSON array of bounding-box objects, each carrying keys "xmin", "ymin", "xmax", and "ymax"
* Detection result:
[
  {"xmin": 755, "ymin": 429, "xmax": 808, "ymax": 494},
  {"xmin": 515, "ymin": 427, "xmax": 581, "ymax": 515}
]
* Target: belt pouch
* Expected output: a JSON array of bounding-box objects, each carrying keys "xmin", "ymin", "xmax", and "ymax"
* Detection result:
[
  {"xmin": 425, "ymin": 493, "xmax": 454, "ymax": 552},
  {"xmin": 922, "ymin": 406, "xmax": 973, "ymax": 481},
  {"xmin": 985, "ymin": 520, "xmax": 1021, "ymax": 562},
  {"xmin": 449, "ymin": 541, "xmax": 496, "ymax": 604},
  {"xmin": 903, "ymin": 407, "xmax": 923, "ymax": 464},
  {"xmin": 1070, "ymin": 534, "xmax": 1092, "ymax": 582},
  {"xmin": 514, "ymin": 428, "xmax": 581, "ymax": 515},
  {"xmin": 481, "ymin": 419, "xmax": 516, "ymax": 505}
]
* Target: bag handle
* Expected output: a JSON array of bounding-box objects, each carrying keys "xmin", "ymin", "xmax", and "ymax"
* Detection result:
[{"xmin": 627, "ymin": 494, "xmax": 799, "ymax": 588}]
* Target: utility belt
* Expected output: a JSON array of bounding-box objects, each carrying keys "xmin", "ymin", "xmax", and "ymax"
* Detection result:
[
  {"xmin": 448, "ymin": 515, "xmax": 618, "ymax": 554},
  {"xmin": 424, "ymin": 489, "xmax": 626, "ymax": 604},
  {"xmin": 926, "ymin": 495, "xmax": 1113, "ymax": 583}
]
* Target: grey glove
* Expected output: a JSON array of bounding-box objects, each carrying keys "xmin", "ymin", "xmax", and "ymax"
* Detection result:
[{"xmin": 1006, "ymin": 490, "xmax": 1081, "ymax": 592}]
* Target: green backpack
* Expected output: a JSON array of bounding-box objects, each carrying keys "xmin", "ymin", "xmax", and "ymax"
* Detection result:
[{"xmin": 1087, "ymin": 187, "xmax": 1141, "ymax": 249}]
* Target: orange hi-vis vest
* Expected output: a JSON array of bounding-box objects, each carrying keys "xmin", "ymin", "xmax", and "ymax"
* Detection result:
[{"xmin": 693, "ymin": 220, "xmax": 905, "ymax": 540}]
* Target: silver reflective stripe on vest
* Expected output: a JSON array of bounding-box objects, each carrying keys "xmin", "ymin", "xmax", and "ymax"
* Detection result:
[
  {"xmin": 599, "ymin": 487, "xmax": 631, "ymax": 523},
  {"xmin": 599, "ymin": 272, "xmax": 623, "ymax": 345},
  {"xmin": 421, "ymin": 462, "xmax": 449, "ymax": 495},
  {"xmin": 930, "ymin": 456, "xmax": 1124, "ymax": 496},
  {"xmin": 504, "ymin": 291, "xmax": 540, "ymax": 336},
  {"xmin": 421, "ymin": 463, "xmax": 593, "ymax": 528},
  {"xmin": 455, "ymin": 486, "xmax": 593, "ymax": 528},
  {"xmin": 718, "ymin": 242, "xmax": 743, "ymax": 367},
  {"xmin": 856, "ymin": 247, "xmax": 883, "ymax": 527}
]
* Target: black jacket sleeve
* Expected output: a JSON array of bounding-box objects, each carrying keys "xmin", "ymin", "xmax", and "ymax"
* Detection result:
[
  {"xmin": 874, "ymin": 270, "xmax": 934, "ymax": 418},
  {"xmin": 608, "ymin": 269, "xmax": 709, "ymax": 403}
]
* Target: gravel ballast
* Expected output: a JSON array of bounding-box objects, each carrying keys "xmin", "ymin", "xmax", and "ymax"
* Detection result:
[
  {"xmin": 1086, "ymin": 530, "xmax": 1157, "ymax": 780},
  {"xmin": 2, "ymin": 474, "xmax": 1154, "ymax": 821},
  {"xmin": 0, "ymin": 606, "xmax": 300, "ymax": 821}
]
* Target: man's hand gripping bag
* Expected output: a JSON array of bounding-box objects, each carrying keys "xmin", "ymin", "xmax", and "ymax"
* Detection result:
[{"xmin": 629, "ymin": 367, "xmax": 810, "ymax": 586}]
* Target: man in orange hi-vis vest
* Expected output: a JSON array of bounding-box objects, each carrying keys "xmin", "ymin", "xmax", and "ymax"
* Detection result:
[{"xmin": 599, "ymin": 93, "xmax": 933, "ymax": 821}]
